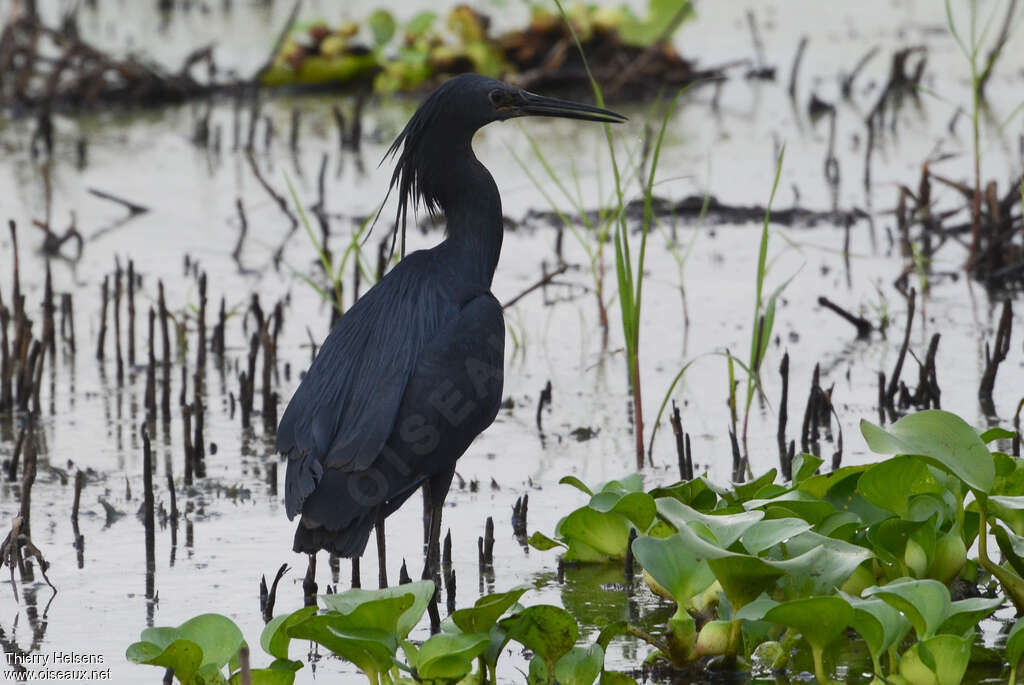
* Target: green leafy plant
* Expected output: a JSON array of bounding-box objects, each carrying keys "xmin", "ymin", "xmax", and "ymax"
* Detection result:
[{"xmin": 127, "ymin": 614, "xmax": 301, "ymax": 685}]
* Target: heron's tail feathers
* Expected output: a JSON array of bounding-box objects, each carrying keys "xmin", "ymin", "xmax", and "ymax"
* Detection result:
[{"xmin": 293, "ymin": 511, "xmax": 376, "ymax": 558}]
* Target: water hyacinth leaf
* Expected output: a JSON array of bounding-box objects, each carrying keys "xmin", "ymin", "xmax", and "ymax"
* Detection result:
[
  {"xmin": 899, "ymin": 634, "xmax": 972, "ymax": 685},
  {"xmin": 228, "ymin": 659, "xmax": 301, "ymax": 685},
  {"xmin": 866, "ymin": 517, "xmax": 926, "ymax": 566},
  {"xmin": 631, "ymin": 534, "xmax": 715, "ymax": 606},
  {"xmin": 557, "ymin": 506, "xmax": 633, "ymax": 561},
  {"xmin": 669, "ymin": 525, "xmax": 784, "ymax": 609},
  {"xmin": 450, "ymin": 585, "xmax": 531, "ymax": 634},
  {"xmin": 1006, "ymin": 618, "xmax": 1024, "ymax": 672},
  {"xmin": 553, "ymin": 644, "xmax": 604, "ymax": 685},
  {"xmin": 320, "ymin": 582, "xmax": 431, "ymax": 639},
  {"xmin": 500, "ymin": 605, "xmax": 579, "ymax": 668},
  {"xmin": 177, "ymin": 614, "xmax": 245, "ymax": 672},
  {"xmin": 937, "ymin": 596, "xmax": 1002, "ymax": 636},
  {"xmin": 407, "ymin": 632, "xmax": 490, "ymax": 681},
  {"xmin": 196, "ymin": 663, "xmax": 229, "ymax": 684},
  {"xmin": 744, "ymin": 489, "xmax": 836, "ymax": 524},
  {"xmin": 649, "ymin": 477, "xmax": 717, "ymax": 511},
  {"xmin": 992, "ymin": 453, "xmax": 1024, "ymax": 496},
  {"xmin": 528, "ymin": 531, "xmax": 567, "ymax": 551},
  {"xmin": 981, "ymin": 427, "xmax": 1015, "ymax": 443},
  {"xmin": 857, "ymin": 456, "xmax": 943, "ymax": 518},
  {"xmin": 740, "ymin": 517, "xmax": 812, "ymax": 555},
  {"xmin": 816, "ymin": 511, "xmax": 863, "ymax": 541},
  {"xmin": 126, "ymin": 637, "xmax": 203, "ymax": 684},
  {"xmin": 261, "ymin": 607, "xmax": 315, "ymax": 661},
  {"xmin": 733, "ymin": 594, "xmax": 778, "ymax": 621},
  {"xmin": 600, "ymin": 474, "xmax": 645, "ymax": 494},
  {"xmin": 991, "ymin": 523, "xmax": 1024, "ymax": 577},
  {"xmin": 657, "ymin": 497, "xmax": 763, "ymax": 547},
  {"xmin": 733, "ymin": 469, "xmax": 777, "ymax": 502},
  {"xmin": 864, "ymin": 577, "xmax": 950, "ymax": 640},
  {"xmin": 791, "ymin": 453, "xmax": 824, "ymax": 484},
  {"xmin": 798, "ymin": 464, "xmax": 871, "ymax": 500},
  {"xmin": 589, "ymin": 490, "xmax": 657, "ymax": 530},
  {"xmin": 289, "ymin": 618, "xmax": 396, "ymax": 681},
  {"xmin": 598, "ymin": 672, "xmax": 638, "ymax": 685},
  {"xmin": 986, "ymin": 495, "xmax": 1024, "ymax": 535},
  {"xmin": 860, "ymin": 410, "xmax": 994, "ymax": 494},
  {"xmin": 839, "ymin": 592, "xmax": 909, "ymax": 665},
  {"xmin": 367, "ymin": 9, "xmax": 396, "ymax": 46},
  {"xmin": 763, "ymin": 596, "xmax": 852, "ymax": 652},
  {"xmin": 559, "ymin": 475, "xmax": 594, "ymax": 496},
  {"xmin": 772, "ymin": 536, "xmax": 872, "ymax": 597}
]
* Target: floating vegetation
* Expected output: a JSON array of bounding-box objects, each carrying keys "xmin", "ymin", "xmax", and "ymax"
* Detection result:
[{"xmin": 262, "ymin": 1, "xmax": 712, "ymax": 97}]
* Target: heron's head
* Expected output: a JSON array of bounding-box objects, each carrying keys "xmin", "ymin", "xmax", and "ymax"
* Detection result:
[{"xmin": 382, "ymin": 74, "xmax": 626, "ymax": 245}]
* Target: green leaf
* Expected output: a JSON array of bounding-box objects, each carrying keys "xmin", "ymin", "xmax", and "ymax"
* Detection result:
[
  {"xmin": 196, "ymin": 663, "xmax": 229, "ymax": 684},
  {"xmin": 763, "ymin": 596, "xmax": 852, "ymax": 653},
  {"xmin": 229, "ymin": 660, "xmax": 301, "ymax": 685},
  {"xmin": 500, "ymin": 605, "xmax": 579, "ymax": 669},
  {"xmin": 288, "ymin": 614, "xmax": 396, "ymax": 680},
  {"xmin": 772, "ymin": 533, "xmax": 873, "ymax": 598},
  {"xmin": 528, "ymin": 532, "xmax": 566, "ymax": 552},
  {"xmin": 860, "ymin": 411, "xmax": 994, "ymax": 494},
  {"xmin": 449, "ymin": 585, "xmax": 531, "ymax": 634},
  {"xmin": 865, "ymin": 517, "xmax": 926, "ymax": 566},
  {"xmin": 405, "ymin": 11, "xmax": 437, "ymax": 39},
  {"xmin": 554, "ymin": 644, "xmax": 604, "ymax": 685},
  {"xmin": 261, "ymin": 607, "xmax": 315, "ymax": 661},
  {"xmin": 589, "ymin": 491, "xmax": 657, "ymax": 530},
  {"xmin": 980, "ymin": 427, "xmax": 1015, "ymax": 443},
  {"xmin": 899, "ymin": 634, "xmax": 971, "ymax": 685},
  {"xmin": 409, "ymin": 632, "xmax": 490, "ymax": 680},
  {"xmin": 665, "ymin": 524, "xmax": 783, "ymax": 610},
  {"xmin": 857, "ymin": 456, "xmax": 944, "ymax": 518},
  {"xmin": 559, "ymin": 476, "xmax": 594, "ymax": 496},
  {"xmin": 839, "ymin": 592, "xmax": 909, "ymax": 665},
  {"xmin": 649, "ymin": 478, "xmax": 718, "ymax": 511},
  {"xmin": 986, "ymin": 495, "xmax": 1024, "ymax": 535},
  {"xmin": 938, "ymin": 596, "xmax": 1002, "ymax": 636},
  {"xmin": 126, "ymin": 638, "xmax": 203, "ymax": 684},
  {"xmin": 319, "ymin": 580, "xmax": 434, "ymax": 639},
  {"xmin": 792, "ymin": 453, "xmax": 824, "ymax": 484},
  {"xmin": 744, "ymin": 489, "xmax": 836, "ymax": 524},
  {"xmin": 992, "ymin": 523, "xmax": 1024, "ymax": 576},
  {"xmin": 864, "ymin": 577, "xmax": 951, "ymax": 640},
  {"xmin": 1006, "ymin": 618, "xmax": 1024, "ymax": 670},
  {"xmin": 178, "ymin": 614, "xmax": 244, "ymax": 671},
  {"xmin": 657, "ymin": 497, "xmax": 763, "ymax": 547},
  {"xmin": 631, "ymin": 534, "xmax": 715, "ymax": 606},
  {"xmin": 740, "ymin": 518, "xmax": 812, "ymax": 555},
  {"xmin": 733, "ymin": 469, "xmax": 777, "ymax": 502},
  {"xmin": 368, "ymin": 9, "xmax": 396, "ymax": 46},
  {"xmin": 557, "ymin": 506, "xmax": 633, "ymax": 562},
  {"xmin": 798, "ymin": 464, "xmax": 872, "ymax": 500}
]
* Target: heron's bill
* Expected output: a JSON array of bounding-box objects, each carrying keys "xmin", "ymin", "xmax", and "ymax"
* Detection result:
[{"xmin": 517, "ymin": 92, "xmax": 627, "ymax": 123}]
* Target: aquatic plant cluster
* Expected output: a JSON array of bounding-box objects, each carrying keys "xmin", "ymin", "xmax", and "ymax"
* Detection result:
[
  {"xmin": 128, "ymin": 408, "xmax": 1024, "ymax": 685},
  {"xmin": 261, "ymin": 1, "xmax": 697, "ymax": 93}
]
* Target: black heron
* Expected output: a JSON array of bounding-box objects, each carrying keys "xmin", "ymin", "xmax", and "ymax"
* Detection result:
[{"xmin": 276, "ymin": 73, "xmax": 626, "ymax": 598}]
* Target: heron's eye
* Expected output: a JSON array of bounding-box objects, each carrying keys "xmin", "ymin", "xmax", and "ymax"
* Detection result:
[{"xmin": 488, "ymin": 90, "xmax": 511, "ymax": 108}]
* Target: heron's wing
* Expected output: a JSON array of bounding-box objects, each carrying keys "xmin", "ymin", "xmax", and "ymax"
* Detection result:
[{"xmin": 277, "ymin": 251, "xmax": 454, "ymax": 519}]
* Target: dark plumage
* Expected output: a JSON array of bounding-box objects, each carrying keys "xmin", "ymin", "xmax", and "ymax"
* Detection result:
[{"xmin": 277, "ymin": 74, "xmax": 625, "ymax": 575}]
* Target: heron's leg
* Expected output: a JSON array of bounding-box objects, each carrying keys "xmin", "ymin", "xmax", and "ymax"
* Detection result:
[
  {"xmin": 422, "ymin": 468, "xmax": 455, "ymax": 633},
  {"xmin": 302, "ymin": 553, "xmax": 317, "ymax": 607},
  {"xmin": 375, "ymin": 510, "xmax": 388, "ymax": 588}
]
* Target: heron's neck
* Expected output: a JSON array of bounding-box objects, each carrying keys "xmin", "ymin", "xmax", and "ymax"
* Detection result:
[{"xmin": 436, "ymin": 145, "xmax": 503, "ymax": 288}]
